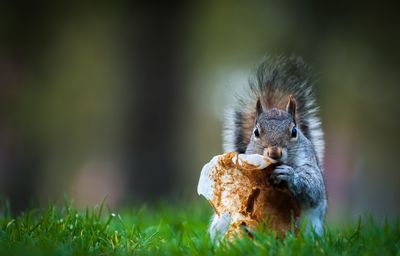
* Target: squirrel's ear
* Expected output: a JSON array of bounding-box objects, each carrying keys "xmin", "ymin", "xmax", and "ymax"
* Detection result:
[
  {"xmin": 255, "ymin": 97, "xmax": 264, "ymax": 119},
  {"xmin": 286, "ymin": 95, "xmax": 297, "ymax": 123}
]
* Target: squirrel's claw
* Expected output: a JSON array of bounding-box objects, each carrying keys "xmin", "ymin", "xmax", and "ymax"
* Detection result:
[{"xmin": 270, "ymin": 165, "xmax": 294, "ymax": 185}]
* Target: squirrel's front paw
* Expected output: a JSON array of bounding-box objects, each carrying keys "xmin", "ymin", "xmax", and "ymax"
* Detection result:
[{"xmin": 270, "ymin": 165, "xmax": 295, "ymax": 186}]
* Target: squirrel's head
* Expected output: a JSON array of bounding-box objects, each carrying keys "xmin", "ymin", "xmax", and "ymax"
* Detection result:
[{"xmin": 251, "ymin": 95, "xmax": 298, "ymax": 161}]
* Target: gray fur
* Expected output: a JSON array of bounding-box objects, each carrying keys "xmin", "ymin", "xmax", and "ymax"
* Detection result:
[
  {"xmin": 223, "ymin": 55, "xmax": 325, "ymax": 165},
  {"xmin": 216, "ymin": 56, "xmax": 327, "ymax": 237}
]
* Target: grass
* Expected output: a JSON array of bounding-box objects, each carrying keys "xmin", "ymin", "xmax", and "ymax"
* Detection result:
[{"xmin": 0, "ymin": 199, "xmax": 399, "ymax": 256}]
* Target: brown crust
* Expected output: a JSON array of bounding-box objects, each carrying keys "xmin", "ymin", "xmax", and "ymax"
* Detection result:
[{"xmin": 207, "ymin": 152, "xmax": 300, "ymax": 239}]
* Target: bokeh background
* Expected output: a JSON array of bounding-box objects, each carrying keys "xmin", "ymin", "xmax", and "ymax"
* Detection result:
[{"xmin": 1, "ymin": 1, "xmax": 399, "ymax": 222}]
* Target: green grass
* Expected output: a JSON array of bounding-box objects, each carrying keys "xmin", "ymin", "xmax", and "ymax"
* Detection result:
[{"xmin": 0, "ymin": 199, "xmax": 399, "ymax": 256}]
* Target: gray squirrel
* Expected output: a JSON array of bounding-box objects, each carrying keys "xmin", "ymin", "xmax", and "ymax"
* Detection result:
[{"xmin": 209, "ymin": 56, "xmax": 327, "ymax": 239}]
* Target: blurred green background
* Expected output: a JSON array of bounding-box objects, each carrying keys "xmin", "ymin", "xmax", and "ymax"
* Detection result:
[{"xmin": 0, "ymin": 1, "xmax": 399, "ymax": 222}]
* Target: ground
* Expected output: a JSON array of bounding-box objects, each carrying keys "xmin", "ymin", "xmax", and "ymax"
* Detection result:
[{"xmin": 0, "ymin": 199, "xmax": 399, "ymax": 255}]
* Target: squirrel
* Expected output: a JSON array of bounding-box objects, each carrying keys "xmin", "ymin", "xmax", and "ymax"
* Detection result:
[{"xmin": 209, "ymin": 55, "xmax": 327, "ymax": 239}]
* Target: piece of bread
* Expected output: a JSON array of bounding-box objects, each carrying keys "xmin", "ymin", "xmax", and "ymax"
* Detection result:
[{"xmin": 198, "ymin": 152, "xmax": 300, "ymax": 239}]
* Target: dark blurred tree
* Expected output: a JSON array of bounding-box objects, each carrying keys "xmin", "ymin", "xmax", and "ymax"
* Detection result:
[
  {"xmin": 0, "ymin": 1, "xmax": 52, "ymax": 212},
  {"xmin": 122, "ymin": 2, "xmax": 189, "ymax": 201}
]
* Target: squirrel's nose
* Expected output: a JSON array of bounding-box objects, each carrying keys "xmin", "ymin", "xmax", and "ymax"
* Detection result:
[{"xmin": 266, "ymin": 147, "xmax": 282, "ymax": 160}]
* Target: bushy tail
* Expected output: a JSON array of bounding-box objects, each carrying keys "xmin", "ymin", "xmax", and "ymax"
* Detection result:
[{"xmin": 223, "ymin": 56, "xmax": 324, "ymax": 165}]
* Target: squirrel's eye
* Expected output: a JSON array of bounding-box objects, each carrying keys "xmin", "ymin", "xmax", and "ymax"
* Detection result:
[
  {"xmin": 291, "ymin": 127, "xmax": 297, "ymax": 138},
  {"xmin": 254, "ymin": 128, "xmax": 260, "ymax": 138}
]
